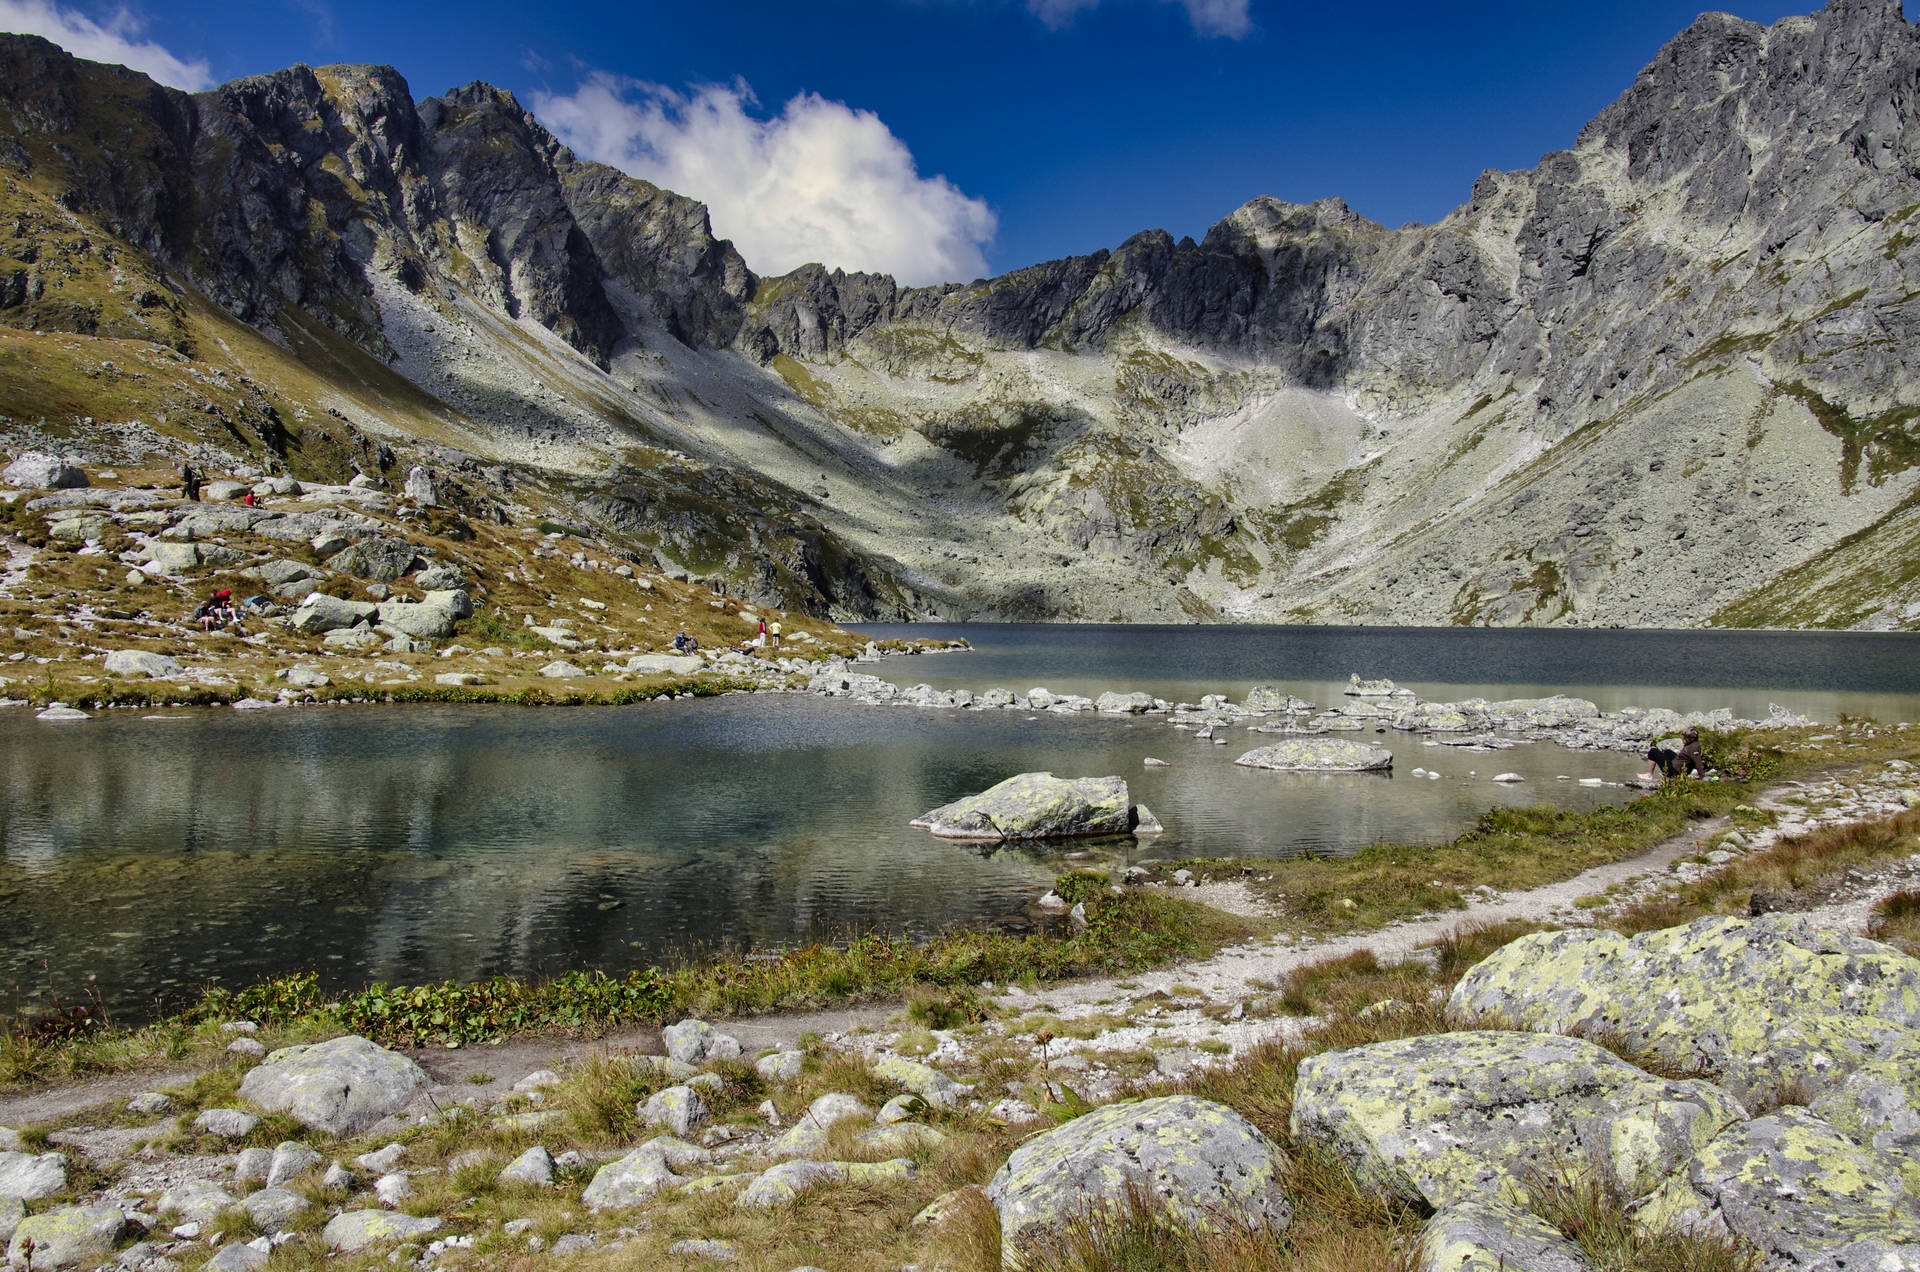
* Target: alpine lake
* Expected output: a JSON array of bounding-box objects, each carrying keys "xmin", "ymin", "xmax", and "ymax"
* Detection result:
[{"xmin": 4, "ymin": 623, "xmax": 1919, "ymax": 1019}]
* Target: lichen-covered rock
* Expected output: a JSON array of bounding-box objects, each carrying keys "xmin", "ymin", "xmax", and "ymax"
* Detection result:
[
  {"xmin": 1289, "ymin": 1031, "xmax": 1744, "ymax": 1207},
  {"xmin": 857, "ymin": 1123, "xmax": 947, "ymax": 1153},
  {"xmin": 162, "ymin": 1178, "xmax": 237, "ymax": 1224},
  {"xmin": 1810, "ymin": 1048, "xmax": 1920, "ymax": 1192},
  {"xmin": 192, "ymin": 1108, "xmax": 259, "ymax": 1139},
  {"xmin": 240, "ymin": 1187, "xmax": 310, "ymax": 1231},
  {"xmin": 2, "ymin": 453, "xmax": 86, "ymax": 490},
  {"xmin": 325, "ymin": 536, "xmax": 419, "ymax": 582},
  {"xmin": 1447, "ymin": 916, "xmax": 1920, "ymax": 1100},
  {"xmin": 6, "ymin": 1204, "xmax": 124, "ymax": 1268},
  {"xmin": 498, "ymin": 1146, "xmax": 554, "ymax": 1186},
  {"xmin": 0, "ymin": 1153, "xmax": 65, "ymax": 1202},
  {"xmin": 581, "ymin": 1147, "xmax": 684, "ymax": 1210},
  {"xmin": 755, "ymin": 1050, "xmax": 804, "ymax": 1083},
  {"xmin": 238, "ymin": 1035, "xmax": 429, "ymax": 1136},
  {"xmin": 911, "ymin": 772, "xmax": 1132, "ymax": 840},
  {"xmin": 1418, "ymin": 1197, "xmax": 1593, "ymax": 1272},
  {"xmin": 289, "ymin": 593, "xmax": 378, "ymax": 634},
  {"xmin": 735, "ymin": 1159, "xmax": 914, "ymax": 1209},
  {"xmin": 265, "ymin": 1140, "xmax": 324, "ymax": 1187},
  {"xmin": 642, "ymin": 1085, "xmax": 710, "ymax": 1137},
  {"xmin": 0, "ymin": 1199, "xmax": 21, "ymax": 1245},
  {"xmin": 662, "ymin": 1019, "xmax": 743, "ymax": 1065},
  {"xmin": 102, "ymin": 649, "xmax": 181, "ymax": 679},
  {"xmin": 870, "ymin": 1054, "xmax": 968, "ymax": 1108},
  {"xmin": 1637, "ymin": 1107, "xmax": 1920, "ymax": 1270},
  {"xmin": 769, "ymin": 1092, "xmax": 876, "ymax": 1159},
  {"xmin": 320, "ymin": 1210, "xmax": 442, "ymax": 1252},
  {"xmin": 374, "ymin": 600, "xmax": 457, "ymax": 640},
  {"xmin": 1234, "ymin": 739, "xmax": 1393, "ymax": 772},
  {"xmin": 986, "ymin": 1095, "xmax": 1290, "ymax": 1262}
]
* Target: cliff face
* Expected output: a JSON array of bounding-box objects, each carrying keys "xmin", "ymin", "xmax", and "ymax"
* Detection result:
[{"xmin": 2, "ymin": 1, "xmax": 1918, "ymax": 627}]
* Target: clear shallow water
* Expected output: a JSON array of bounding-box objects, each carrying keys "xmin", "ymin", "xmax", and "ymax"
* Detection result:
[{"xmin": 4, "ymin": 623, "xmax": 1917, "ymax": 1018}]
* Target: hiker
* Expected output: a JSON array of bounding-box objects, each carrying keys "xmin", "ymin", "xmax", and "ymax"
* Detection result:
[
  {"xmin": 1644, "ymin": 726, "xmax": 1705, "ymax": 780},
  {"xmin": 180, "ymin": 462, "xmax": 201, "ymax": 501},
  {"xmin": 241, "ymin": 490, "xmax": 259, "ymax": 508},
  {"xmin": 673, "ymin": 631, "xmax": 698, "ymax": 654},
  {"xmin": 769, "ymin": 619, "xmax": 781, "ymax": 647}
]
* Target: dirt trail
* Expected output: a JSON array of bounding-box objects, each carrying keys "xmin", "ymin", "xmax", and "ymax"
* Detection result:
[{"xmin": 0, "ymin": 773, "xmax": 1904, "ymax": 1128}]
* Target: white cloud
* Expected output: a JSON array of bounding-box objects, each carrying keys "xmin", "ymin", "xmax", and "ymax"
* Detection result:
[
  {"xmin": 533, "ymin": 75, "xmax": 996, "ymax": 287},
  {"xmin": 0, "ymin": 0, "xmax": 212, "ymax": 89},
  {"xmin": 1026, "ymin": 0, "xmax": 1251, "ymax": 38}
]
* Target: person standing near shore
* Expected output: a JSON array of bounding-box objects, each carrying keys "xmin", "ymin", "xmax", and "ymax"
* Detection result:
[{"xmin": 770, "ymin": 619, "xmax": 781, "ymax": 647}]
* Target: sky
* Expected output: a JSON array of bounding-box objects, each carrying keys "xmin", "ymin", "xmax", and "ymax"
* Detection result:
[{"xmin": 0, "ymin": 0, "xmax": 1856, "ymax": 285}]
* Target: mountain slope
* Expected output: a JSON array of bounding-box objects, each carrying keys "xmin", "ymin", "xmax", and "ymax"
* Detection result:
[{"xmin": 2, "ymin": 0, "xmax": 1917, "ymax": 627}]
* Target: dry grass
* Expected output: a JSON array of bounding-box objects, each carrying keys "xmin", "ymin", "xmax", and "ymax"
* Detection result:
[{"xmin": 1869, "ymin": 887, "xmax": 1920, "ymax": 956}]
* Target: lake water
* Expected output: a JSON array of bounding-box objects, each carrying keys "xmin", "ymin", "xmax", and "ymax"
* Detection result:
[{"xmin": 4, "ymin": 624, "xmax": 1917, "ymax": 1019}]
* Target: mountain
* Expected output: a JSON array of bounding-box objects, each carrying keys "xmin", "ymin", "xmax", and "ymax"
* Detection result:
[{"xmin": 2, "ymin": 0, "xmax": 1917, "ymax": 626}]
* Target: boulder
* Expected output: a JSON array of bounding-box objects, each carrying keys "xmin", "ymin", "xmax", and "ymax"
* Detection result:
[
  {"xmin": 662, "ymin": 1019, "xmax": 743, "ymax": 1066},
  {"xmin": 204, "ymin": 1240, "xmax": 270, "ymax": 1272},
  {"xmin": 320, "ymin": 1210, "xmax": 441, "ymax": 1252},
  {"xmin": 403, "ymin": 466, "xmax": 436, "ymax": 505},
  {"xmin": 769, "ymin": 1093, "xmax": 875, "ymax": 1159},
  {"xmin": 1289, "ymin": 1031, "xmax": 1744, "ymax": 1208},
  {"xmin": 1447, "ymin": 916, "xmax": 1920, "ymax": 1101},
  {"xmin": 986, "ymin": 1095, "xmax": 1291, "ymax": 1262},
  {"xmin": 870, "ymin": 1055, "xmax": 967, "ymax": 1108},
  {"xmin": 290, "ymin": 593, "xmax": 378, "ymax": 634},
  {"xmin": 414, "ymin": 566, "xmax": 466, "ymax": 591},
  {"xmin": 203, "ymin": 480, "xmax": 248, "ymax": 502},
  {"xmin": 1810, "ymin": 1050, "xmax": 1920, "ymax": 1191},
  {"xmin": 626, "ymin": 654, "xmax": 704, "ymax": 676},
  {"xmin": 374, "ymin": 601, "xmax": 457, "ymax": 641},
  {"xmin": 541, "ymin": 660, "xmax": 588, "ymax": 679},
  {"xmin": 736, "ymin": 1159, "xmax": 914, "ymax": 1209},
  {"xmin": 5, "ymin": 1204, "xmax": 124, "ymax": 1269},
  {"xmin": 265, "ymin": 1140, "xmax": 325, "ymax": 1187},
  {"xmin": 192, "ymin": 1108, "xmax": 258, "ymax": 1138},
  {"xmin": 421, "ymin": 588, "xmax": 473, "ymax": 619},
  {"xmin": 755, "ymin": 1051, "xmax": 804, "ymax": 1083},
  {"xmin": 326, "ymin": 537, "xmax": 420, "ymax": 583},
  {"xmin": 0, "ymin": 1153, "xmax": 65, "ymax": 1202},
  {"xmin": 160, "ymin": 1179, "xmax": 235, "ymax": 1223},
  {"xmin": 103, "ymin": 650, "xmax": 181, "ymax": 679},
  {"xmin": 0, "ymin": 1200, "xmax": 19, "ymax": 1246},
  {"xmin": 1, "ymin": 453, "xmax": 85, "ymax": 490},
  {"xmin": 641, "ymin": 1085, "xmax": 710, "ymax": 1137},
  {"xmin": 581, "ymin": 1147, "xmax": 684, "ymax": 1210},
  {"xmin": 1094, "ymin": 691, "xmax": 1156, "ymax": 714},
  {"xmin": 142, "ymin": 541, "xmax": 200, "ymax": 575},
  {"xmin": 1244, "ymin": 685, "xmax": 1315, "ymax": 713},
  {"xmin": 1417, "ymin": 1197, "xmax": 1592, "ymax": 1272},
  {"xmin": 240, "ymin": 1187, "xmax": 309, "ymax": 1231},
  {"xmin": 1637, "ymin": 1107, "xmax": 1920, "ymax": 1270},
  {"xmin": 498, "ymin": 1146, "xmax": 554, "ymax": 1186},
  {"xmin": 911, "ymin": 773, "xmax": 1133, "ymax": 840},
  {"xmin": 238, "ymin": 1034, "xmax": 429, "ymax": 1136},
  {"xmin": 1234, "ymin": 739, "xmax": 1393, "ymax": 772}
]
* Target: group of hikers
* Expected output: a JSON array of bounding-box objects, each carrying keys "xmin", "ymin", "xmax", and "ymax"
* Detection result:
[{"xmin": 670, "ymin": 614, "xmax": 784, "ymax": 656}]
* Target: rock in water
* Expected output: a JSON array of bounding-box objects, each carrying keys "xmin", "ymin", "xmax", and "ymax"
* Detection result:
[
  {"xmin": 986, "ymin": 1094, "xmax": 1291, "ymax": 1261},
  {"xmin": 911, "ymin": 772, "xmax": 1133, "ymax": 840},
  {"xmin": 238, "ymin": 1035, "xmax": 428, "ymax": 1135},
  {"xmin": 1290, "ymin": 1031, "xmax": 1744, "ymax": 1208},
  {"xmin": 1234, "ymin": 739, "xmax": 1393, "ymax": 772}
]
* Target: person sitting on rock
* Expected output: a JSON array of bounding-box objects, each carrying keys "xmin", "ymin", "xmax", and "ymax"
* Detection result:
[
  {"xmin": 198, "ymin": 588, "xmax": 238, "ymax": 631},
  {"xmin": 672, "ymin": 631, "xmax": 698, "ymax": 654}
]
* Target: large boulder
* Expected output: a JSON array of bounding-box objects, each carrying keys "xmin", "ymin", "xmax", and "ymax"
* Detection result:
[
  {"xmin": 290, "ymin": 593, "xmax": 379, "ymax": 634},
  {"xmin": 581, "ymin": 1146, "xmax": 684, "ymax": 1210},
  {"xmin": 662, "ymin": 1018, "xmax": 743, "ymax": 1065},
  {"xmin": 1417, "ymin": 1197, "xmax": 1591, "ymax": 1272},
  {"xmin": 2, "ymin": 453, "xmax": 86, "ymax": 490},
  {"xmin": 1637, "ymin": 1107, "xmax": 1920, "ymax": 1270},
  {"xmin": 1234, "ymin": 739, "xmax": 1394, "ymax": 772},
  {"xmin": 1810, "ymin": 1050, "xmax": 1920, "ymax": 1191},
  {"xmin": 320, "ymin": 1211, "xmax": 441, "ymax": 1252},
  {"xmin": 375, "ymin": 601, "xmax": 457, "ymax": 641},
  {"xmin": 0, "ymin": 1153, "xmax": 65, "ymax": 1202},
  {"xmin": 238, "ymin": 1035, "xmax": 429, "ymax": 1136},
  {"xmin": 421, "ymin": 588, "xmax": 472, "ymax": 619},
  {"xmin": 769, "ymin": 1093, "xmax": 875, "ymax": 1159},
  {"xmin": 103, "ymin": 650, "xmax": 182, "ymax": 679},
  {"xmin": 625, "ymin": 654, "xmax": 703, "ymax": 676},
  {"xmin": 986, "ymin": 1095, "xmax": 1291, "ymax": 1263},
  {"xmin": 326, "ymin": 537, "xmax": 420, "ymax": 583},
  {"xmin": 911, "ymin": 773, "xmax": 1133, "ymax": 840},
  {"xmin": 5, "ymin": 1205, "xmax": 124, "ymax": 1269},
  {"xmin": 1447, "ymin": 916, "xmax": 1920, "ymax": 1101},
  {"xmin": 1289, "ymin": 1031, "xmax": 1744, "ymax": 1208}
]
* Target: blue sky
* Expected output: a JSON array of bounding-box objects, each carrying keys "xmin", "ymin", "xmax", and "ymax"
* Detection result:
[{"xmin": 1, "ymin": 0, "xmax": 1843, "ymax": 283}]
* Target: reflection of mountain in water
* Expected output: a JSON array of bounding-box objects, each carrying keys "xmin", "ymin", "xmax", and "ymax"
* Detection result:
[{"xmin": 0, "ymin": 689, "xmax": 1640, "ymax": 1017}]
